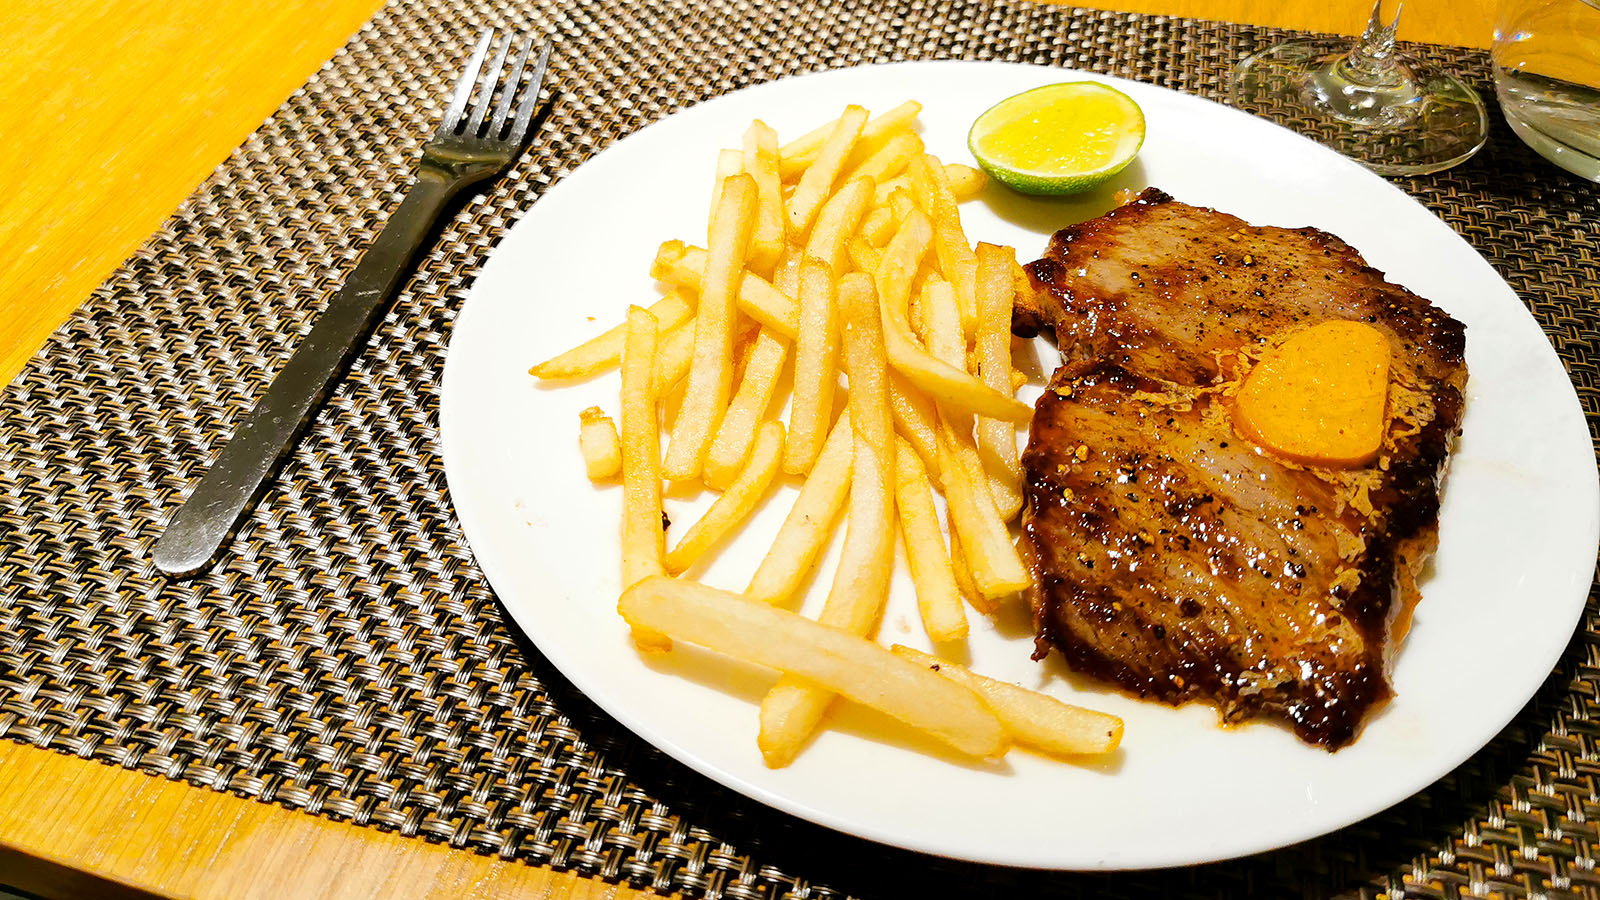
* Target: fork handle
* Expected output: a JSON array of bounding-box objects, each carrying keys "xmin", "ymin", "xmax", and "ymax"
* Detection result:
[{"xmin": 153, "ymin": 167, "xmax": 463, "ymax": 577}]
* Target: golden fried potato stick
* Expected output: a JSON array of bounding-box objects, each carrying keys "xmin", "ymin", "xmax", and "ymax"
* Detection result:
[
  {"xmin": 652, "ymin": 317, "xmax": 695, "ymax": 395},
  {"xmin": 887, "ymin": 188, "xmax": 917, "ymax": 226},
  {"xmin": 758, "ymin": 274, "xmax": 897, "ymax": 768},
  {"xmin": 944, "ymin": 522, "xmax": 994, "ymax": 614},
  {"xmin": 529, "ymin": 289, "xmax": 693, "ymax": 380},
  {"xmin": 886, "ymin": 372, "xmax": 942, "ymax": 491},
  {"xmin": 666, "ymin": 421, "xmax": 786, "ymax": 575},
  {"xmin": 841, "ymin": 131, "xmax": 923, "ymax": 186},
  {"xmin": 784, "ymin": 259, "xmax": 840, "ymax": 475},
  {"xmin": 708, "ymin": 148, "xmax": 744, "ymax": 239},
  {"xmin": 874, "ymin": 209, "xmax": 1031, "ymax": 423},
  {"xmin": 936, "ymin": 427, "xmax": 1031, "ymax": 601},
  {"xmin": 778, "ymin": 100, "xmax": 922, "ymax": 179},
  {"xmin": 651, "ymin": 241, "xmax": 799, "ymax": 338},
  {"xmin": 620, "ymin": 306, "xmax": 670, "ymax": 651},
  {"xmin": 771, "ymin": 245, "xmax": 803, "ymax": 299},
  {"xmin": 910, "ymin": 154, "xmax": 979, "ymax": 335},
  {"xmin": 663, "ymin": 174, "xmax": 758, "ymax": 482},
  {"xmin": 745, "ymin": 410, "xmax": 853, "ymax": 607},
  {"xmin": 873, "ymin": 163, "xmax": 986, "ymax": 208},
  {"xmin": 973, "ymin": 242, "xmax": 1024, "ymax": 520},
  {"xmin": 919, "ymin": 278, "xmax": 963, "ymax": 362},
  {"xmin": 787, "ymin": 106, "xmax": 868, "ymax": 239},
  {"xmin": 578, "ymin": 407, "xmax": 621, "ymax": 480},
  {"xmin": 619, "ymin": 576, "xmax": 1005, "ymax": 760},
  {"xmin": 890, "ymin": 646, "xmax": 1123, "ymax": 756},
  {"xmin": 846, "ymin": 237, "xmax": 883, "ymax": 276},
  {"xmin": 893, "ymin": 440, "xmax": 967, "ymax": 643},
  {"xmin": 942, "ymin": 163, "xmax": 987, "ymax": 200},
  {"xmin": 706, "ymin": 327, "xmax": 790, "ymax": 490},
  {"xmin": 920, "ymin": 276, "xmax": 1030, "ymax": 600},
  {"xmin": 859, "ymin": 205, "xmax": 894, "ymax": 246},
  {"xmin": 803, "ymin": 176, "xmax": 875, "ymax": 275},
  {"xmin": 743, "ymin": 121, "xmax": 784, "ymax": 276}
]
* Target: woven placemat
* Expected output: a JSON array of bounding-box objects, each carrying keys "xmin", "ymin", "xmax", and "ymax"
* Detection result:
[{"xmin": 2, "ymin": 0, "xmax": 1597, "ymax": 897}]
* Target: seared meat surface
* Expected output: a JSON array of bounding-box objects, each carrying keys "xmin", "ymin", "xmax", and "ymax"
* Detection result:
[{"xmin": 1018, "ymin": 189, "xmax": 1467, "ymax": 748}]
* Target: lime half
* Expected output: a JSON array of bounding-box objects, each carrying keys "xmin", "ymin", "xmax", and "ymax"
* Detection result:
[{"xmin": 968, "ymin": 82, "xmax": 1146, "ymax": 196}]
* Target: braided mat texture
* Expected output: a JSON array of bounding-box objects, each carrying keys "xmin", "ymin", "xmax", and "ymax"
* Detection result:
[{"xmin": 2, "ymin": 0, "xmax": 1598, "ymax": 897}]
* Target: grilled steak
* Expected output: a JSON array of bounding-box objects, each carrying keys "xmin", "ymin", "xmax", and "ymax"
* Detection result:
[{"xmin": 1017, "ymin": 188, "xmax": 1467, "ymax": 748}]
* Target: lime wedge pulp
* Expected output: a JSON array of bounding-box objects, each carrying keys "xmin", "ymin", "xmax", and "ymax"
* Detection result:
[{"xmin": 968, "ymin": 82, "xmax": 1146, "ymax": 196}]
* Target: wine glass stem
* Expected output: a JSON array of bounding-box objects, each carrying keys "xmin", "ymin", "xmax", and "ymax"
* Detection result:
[{"xmin": 1344, "ymin": 0, "xmax": 1405, "ymax": 86}]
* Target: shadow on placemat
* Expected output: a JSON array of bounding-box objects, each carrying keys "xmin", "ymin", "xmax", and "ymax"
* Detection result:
[{"xmin": 1, "ymin": 1, "xmax": 1597, "ymax": 899}]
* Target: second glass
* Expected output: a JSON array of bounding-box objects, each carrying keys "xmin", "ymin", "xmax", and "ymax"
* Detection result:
[
  {"xmin": 1230, "ymin": 0, "xmax": 1489, "ymax": 176},
  {"xmin": 1493, "ymin": 0, "xmax": 1600, "ymax": 180}
]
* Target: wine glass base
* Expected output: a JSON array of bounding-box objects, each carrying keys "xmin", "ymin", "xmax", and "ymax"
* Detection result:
[{"xmin": 1230, "ymin": 38, "xmax": 1489, "ymax": 176}]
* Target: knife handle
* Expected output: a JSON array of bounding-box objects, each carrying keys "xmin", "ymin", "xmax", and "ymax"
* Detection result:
[{"xmin": 153, "ymin": 168, "xmax": 460, "ymax": 577}]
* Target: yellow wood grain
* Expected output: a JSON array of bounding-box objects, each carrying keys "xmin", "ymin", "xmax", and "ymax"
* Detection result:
[
  {"xmin": 1057, "ymin": 0, "xmax": 1495, "ymax": 48},
  {"xmin": 0, "ymin": 0, "xmax": 387, "ymax": 387},
  {"xmin": 0, "ymin": 0, "xmax": 1495, "ymax": 387},
  {"xmin": 0, "ymin": 1, "xmax": 1496, "ymax": 898},
  {"xmin": 0, "ymin": 741, "xmax": 661, "ymax": 900}
]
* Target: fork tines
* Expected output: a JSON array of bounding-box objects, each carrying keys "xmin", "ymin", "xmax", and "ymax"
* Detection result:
[{"xmin": 441, "ymin": 28, "xmax": 552, "ymax": 145}]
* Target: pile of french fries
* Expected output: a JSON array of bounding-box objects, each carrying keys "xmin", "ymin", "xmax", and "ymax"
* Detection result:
[{"xmin": 532, "ymin": 102, "xmax": 1122, "ymax": 767}]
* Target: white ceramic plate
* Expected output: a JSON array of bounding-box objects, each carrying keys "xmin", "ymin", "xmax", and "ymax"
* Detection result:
[{"xmin": 439, "ymin": 61, "xmax": 1600, "ymax": 869}]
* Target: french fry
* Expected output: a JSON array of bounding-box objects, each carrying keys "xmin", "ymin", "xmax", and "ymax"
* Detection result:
[
  {"xmin": 746, "ymin": 410, "xmax": 853, "ymax": 607},
  {"xmin": 783, "ymin": 259, "xmax": 840, "ymax": 475},
  {"xmin": 666, "ymin": 421, "xmax": 786, "ymax": 574},
  {"xmin": 578, "ymin": 407, "xmax": 622, "ymax": 480},
  {"xmin": 620, "ymin": 307, "xmax": 669, "ymax": 651},
  {"xmin": 973, "ymin": 243, "xmax": 1024, "ymax": 520},
  {"xmin": 846, "ymin": 237, "xmax": 883, "ymax": 276},
  {"xmin": 886, "ymin": 372, "xmax": 942, "ymax": 491},
  {"xmin": 779, "ymin": 100, "xmax": 922, "ymax": 179},
  {"xmin": 841, "ymin": 131, "xmax": 922, "ymax": 186},
  {"xmin": 874, "ymin": 164, "xmax": 981, "ymax": 208},
  {"xmin": 894, "ymin": 440, "xmax": 966, "ymax": 643},
  {"xmin": 875, "ymin": 210, "xmax": 1031, "ymax": 423},
  {"xmin": 943, "ymin": 163, "xmax": 987, "ymax": 201},
  {"xmin": 945, "ymin": 522, "xmax": 994, "ymax": 614},
  {"xmin": 653, "ymin": 318, "xmax": 696, "ymax": 395},
  {"xmin": 530, "ymin": 290, "xmax": 693, "ymax": 380},
  {"xmin": 919, "ymin": 275, "xmax": 1030, "ymax": 601},
  {"xmin": 743, "ymin": 121, "xmax": 784, "ymax": 276},
  {"xmin": 890, "ymin": 646, "xmax": 1123, "ymax": 756},
  {"xmin": 663, "ymin": 174, "xmax": 758, "ymax": 482},
  {"xmin": 772, "ymin": 245, "xmax": 804, "ymax": 300},
  {"xmin": 708, "ymin": 148, "xmax": 744, "ymax": 241},
  {"xmin": 803, "ymin": 176, "xmax": 874, "ymax": 275},
  {"xmin": 787, "ymin": 105, "xmax": 868, "ymax": 239},
  {"xmin": 874, "ymin": 174, "xmax": 910, "ymax": 209},
  {"xmin": 887, "ymin": 188, "xmax": 917, "ymax": 225},
  {"xmin": 759, "ymin": 273, "xmax": 897, "ymax": 768},
  {"xmin": 651, "ymin": 241, "xmax": 800, "ymax": 338},
  {"xmin": 705, "ymin": 328, "xmax": 790, "ymax": 490},
  {"xmin": 937, "ymin": 426, "xmax": 1031, "ymax": 600},
  {"xmin": 620, "ymin": 576, "xmax": 1005, "ymax": 759},
  {"xmin": 919, "ymin": 278, "xmax": 964, "ymax": 363},
  {"xmin": 910, "ymin": 154, "xmax": 979, "ymax": 335},
  {"xmin": 860, "ymin": 205, "xmax": 894, "ymax": 246}
]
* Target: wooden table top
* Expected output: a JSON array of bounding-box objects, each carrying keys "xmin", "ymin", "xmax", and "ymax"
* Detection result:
[{"xmin": 0, "ymin": 1, "xmax": 1494, "ymax": 897}]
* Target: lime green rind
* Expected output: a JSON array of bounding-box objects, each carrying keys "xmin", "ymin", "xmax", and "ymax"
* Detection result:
[{"xmin": 967, "ymin": 82, "xmax": 1146, "ymax": 197}]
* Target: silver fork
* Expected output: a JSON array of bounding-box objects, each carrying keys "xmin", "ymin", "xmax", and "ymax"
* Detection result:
[{"xmin": 154, "ymin": 29, "xmax": 553, "ymax": 577}]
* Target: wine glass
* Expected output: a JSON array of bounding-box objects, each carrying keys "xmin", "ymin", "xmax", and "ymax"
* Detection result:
[{"xmin": 1229, "ymin": 0, "xmax": 1489, "ymax": 176}]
